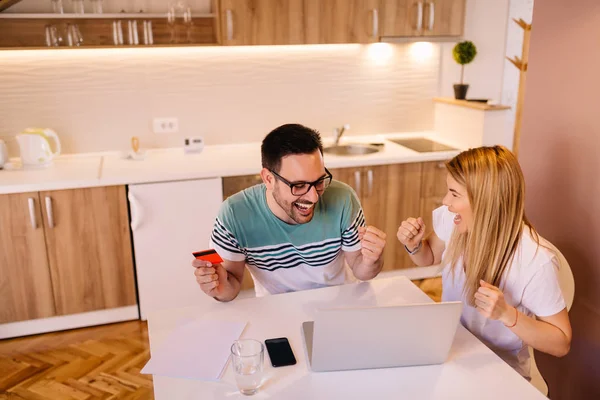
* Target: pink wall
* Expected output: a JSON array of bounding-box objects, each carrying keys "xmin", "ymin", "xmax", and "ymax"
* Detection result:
[{"xmin": 519, "ymin": 0, "xmax": 600, "ymax": 398}]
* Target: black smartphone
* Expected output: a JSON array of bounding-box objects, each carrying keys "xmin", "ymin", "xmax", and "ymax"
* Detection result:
[{"xmin": 264, "ymin": 337, "xmax": 297, "ymax": 367}]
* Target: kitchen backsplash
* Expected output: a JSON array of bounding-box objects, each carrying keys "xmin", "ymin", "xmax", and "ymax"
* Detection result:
[{"xmin": 0, "ymin": 43, "xmax": 439, "ymax": 156}]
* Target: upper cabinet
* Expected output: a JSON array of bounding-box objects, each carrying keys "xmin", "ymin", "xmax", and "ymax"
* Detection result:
[
  {"xmin": 0, "ymin": 0, "xmax": 464, "ymax": 49},
  {"xmin": 216, "ymin": 0, "xmax": 320, "ymax": 45},
  {"xmin": 381, "ymin": 0, "xmax": 465, "ymax": 38},
  {"xmin": 318, "ymin": 0, "xmax": 381, "ymax": 44},
  {"xmin": 215, "ymin": 0, "xmax": 464, "ymax": 45},
  {"xmin": 421, "ymin": 0, "xmax": 465, "ymax": 37}
]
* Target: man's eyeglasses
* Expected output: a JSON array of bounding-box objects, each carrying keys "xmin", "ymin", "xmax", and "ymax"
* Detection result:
[{"xmin": 269, "ymin": 168, "xmax": 333, "ymax": 196}]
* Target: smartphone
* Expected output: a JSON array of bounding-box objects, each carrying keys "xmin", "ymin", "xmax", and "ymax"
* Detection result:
[
  {"xmin": 264, "ymin": 337, "xmax": 297, "ymax": 367},
  {"xmin": 192, "ymin": 249, "xmax": 224, "ymax": 264}
]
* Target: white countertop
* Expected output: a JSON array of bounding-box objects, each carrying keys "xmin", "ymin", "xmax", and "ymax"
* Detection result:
[
  {"xmin": 147, "ymin": 276, "xmax": 545, "ymax": 400},
  {"xmin": 0, "ymin": 132, "xmax": 462, "ymax": 195}
]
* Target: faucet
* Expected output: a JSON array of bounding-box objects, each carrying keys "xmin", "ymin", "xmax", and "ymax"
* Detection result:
[{"xmin": 333, "ymin": 124, "xmax": 350, "ymax": 146}]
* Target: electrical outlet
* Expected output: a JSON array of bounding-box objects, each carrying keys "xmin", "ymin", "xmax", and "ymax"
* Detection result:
[{"xmin": 153, "ymin": 117, "xmax": 179, "ymax": 134}]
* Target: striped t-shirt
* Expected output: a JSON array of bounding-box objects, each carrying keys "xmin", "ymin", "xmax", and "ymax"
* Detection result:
[{"xmin": 209, "ymin": 180, "xmax": 366, "ymax": 296}]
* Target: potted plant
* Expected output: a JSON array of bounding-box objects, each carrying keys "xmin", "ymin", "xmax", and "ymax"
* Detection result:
[{"xmin": 452, "ymin": 41, "xmax": 477, "ymax": 100}]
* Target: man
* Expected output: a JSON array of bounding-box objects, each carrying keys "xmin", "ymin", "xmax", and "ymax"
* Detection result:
[{"xmin": 192, "ymin": 123, "xmax": 387, "ymax": 301}]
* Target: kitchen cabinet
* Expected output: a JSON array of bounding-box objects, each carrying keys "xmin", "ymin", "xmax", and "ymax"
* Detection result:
[
  {"xmin": 318, "ymin": 0, "xmax": 381, "ymax": 44},
  {"xmin": 419, "ymin": 160, "xmax": 448, "ymax": 236},
  {"xmin": 0, "ymin": 185, "xmax": 138, "ymax": 339},
  {"xmin": 223, "ymin": 173, "xmax": 263, "ymax": 200},
  {"xmin": 0, "ymin": 192, "xmax": 55, "ymax": 324},
  {"xmin": 216, "ymin": 0, "xmax": 320, "ymax": 45},
  {"xmin": 40, "ymin": 186, "xmax": 137, "ymax": 316},
  {"xmin": 128, "ymin": 178, "xmax": 224, "ymax": 320},
  {"xmin": 215, "ymin": 0, "xmax": 379, "ymax": 46},
  {"xmin": 381, "ymin": 0, "xmax": 465, "ymax": 37},
  {"xmin": 329, "ymin": 162, "xmax": 422, "ymax": 270},
  {"xmin": 1, "ymin": 0, "xmax": 465, "ymax": 50},
  {"xmin": 421, "ymin": 0, "xmax": 465, "ymax": 37}
]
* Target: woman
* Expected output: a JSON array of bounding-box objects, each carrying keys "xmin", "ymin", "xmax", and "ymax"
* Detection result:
[{"xmin": 397, "ymin": 145, "xmax": 571, "ymax": 379}]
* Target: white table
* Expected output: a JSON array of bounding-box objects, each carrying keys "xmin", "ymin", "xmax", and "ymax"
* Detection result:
[{"xmin": 147, "ymin": 276, "xmax": 546, "ymax": 399}]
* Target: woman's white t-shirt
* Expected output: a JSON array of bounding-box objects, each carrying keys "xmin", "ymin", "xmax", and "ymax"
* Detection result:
[{"xmin": 433, "ymin": 206, "xmax": 566, "ymax": 378}]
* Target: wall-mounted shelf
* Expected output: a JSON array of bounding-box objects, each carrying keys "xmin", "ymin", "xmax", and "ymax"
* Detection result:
[
  {"xmin": 0, "ymin": 15, "xmax": 217, "ymax": 48},
  {"xmin": 433, "ymin": 97, "xmax": 511, "ymax": 111},
  {"xmin": 0, "ymin": 13, "xmax": 215, "ymax": 19}
]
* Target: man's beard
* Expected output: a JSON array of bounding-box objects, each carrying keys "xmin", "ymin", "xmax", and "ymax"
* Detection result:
[{"xmin": 272, "ymin": 190, "xmax": 316, "ymax": 224}]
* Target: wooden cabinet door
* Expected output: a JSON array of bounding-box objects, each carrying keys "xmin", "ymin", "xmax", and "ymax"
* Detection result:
[
  {"xmin": 0, "ymin": 192, "xmax": 55, "ymax": 324},
  {"xmin": 218, "ymin": 0, "xmax": 320, "ymax": 45},
  {"xmin": 421, "ymin": 0, "xmax": 465, "ymax": 37},
  {"xmin": 381, "ymin": 162, "xmax": 422, "ymax": 270},
  {"xmin": 319, "ymin": 0, "xmax": 381, "ymax": 43},
  {"xmin": 380, "ymin": 0, "xmax": 414, "ymax": 37},
  {"xmin": 421, "ymin": 160, "xmax": 448, "ymax": 198},
  {"xmin": 40, "ymin": 186, "xmax": 136, "ymax": 316}
]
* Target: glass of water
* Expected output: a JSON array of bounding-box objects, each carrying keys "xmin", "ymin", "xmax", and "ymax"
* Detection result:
[{"xmin": 230, "ymin": 339, "xmax": 264, "ymax": 396}]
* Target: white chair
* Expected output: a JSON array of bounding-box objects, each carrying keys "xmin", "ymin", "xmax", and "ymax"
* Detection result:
[{"xmin": 528, "ymin": 238, "xmax": 575, "ymax": 396}]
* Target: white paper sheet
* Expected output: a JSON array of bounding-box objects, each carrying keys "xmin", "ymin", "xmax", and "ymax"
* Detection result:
[{"xmin": 141, "ymin": 318, "xmax": 247, "ymax": 381}]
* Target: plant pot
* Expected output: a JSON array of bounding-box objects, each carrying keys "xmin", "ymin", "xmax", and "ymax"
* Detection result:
[{"xmin": 453, "ymin": 84, "xmax": 469, "ymax": 100}]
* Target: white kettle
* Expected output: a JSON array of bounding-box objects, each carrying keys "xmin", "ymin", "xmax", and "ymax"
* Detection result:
[{"xmin": 16, "ymin": 128, "xmax": 61, "ymax": 168}]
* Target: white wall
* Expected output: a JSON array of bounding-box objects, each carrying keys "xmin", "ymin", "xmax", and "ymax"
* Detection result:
[
  {"xmin": 0, "ymin": 44, "xmax": 439, "ymax": 156},
  {"xmin": 439, "ymin": 0, "xmax": 510, "ymax": 102}
]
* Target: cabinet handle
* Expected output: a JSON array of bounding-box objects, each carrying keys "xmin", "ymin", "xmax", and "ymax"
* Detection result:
[
  {"xmin": 436, "ymin": 162, "xmax": 446, "ymax": 169},
  {"xmin": 427, "ymin": 1, "xmax": 435, "ymax": 31},
  {"xmin": 45, "ymin": 196, "xmax": 54, "ymax": 228},
  {"xmin": 226, "ymin": 9, "xmax": 234, "ymax": 41},
  {"xmin": 354, "ymin": 170, "xmax": 361, "ymax": 194},
  {"xmin": 415, "ymin": 1, "xmax": 424, "ymax": 33},
  {"xmin": 372, "ymin": 8, "xmax": 379, "ymax": 38},
  {"xmin": 128, "ymin": 191, "xmax": 143, "ymax": 231},
  {"xmin": 367, "ymin": 169, "xmax": 374, "ymax": 197},
  {"xmin": 28, "ymin": 197, "xmax": 37, "ymax": 229}
]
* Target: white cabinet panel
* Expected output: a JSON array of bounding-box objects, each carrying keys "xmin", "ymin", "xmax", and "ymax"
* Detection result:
[{"xmin": 128, "ymin": 178, "xmax": 223, "ymax": 320}]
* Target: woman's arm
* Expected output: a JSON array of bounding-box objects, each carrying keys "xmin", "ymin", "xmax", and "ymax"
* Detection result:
[
  {"xmin": 475, "ymin": 281, "xmax": 572, "ymax": 357},
  {"xmin": 509, "ymin": 308, "xmax": 571, "ymax": 357},
  {"xmin": 397, "ymin": 217, "xmax": 446, "ymax": 266}
]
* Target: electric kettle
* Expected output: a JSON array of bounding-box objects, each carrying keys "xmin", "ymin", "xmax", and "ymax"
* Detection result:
[{"xmin": 16, "ymin": 128, "xmax": 62, "ymax": 168}]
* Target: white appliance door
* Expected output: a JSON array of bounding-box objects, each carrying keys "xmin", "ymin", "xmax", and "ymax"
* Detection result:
[{"xmin": 128, "ymin": 178, "xmax": 223, "ymax": 320}]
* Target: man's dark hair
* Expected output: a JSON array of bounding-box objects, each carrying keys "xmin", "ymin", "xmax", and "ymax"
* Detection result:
[{"xmin": 261, "ymin": 124, "xmax": 323, "ymax": 172}]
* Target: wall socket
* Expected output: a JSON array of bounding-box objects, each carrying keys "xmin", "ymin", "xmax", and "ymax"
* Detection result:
[{"xmin": 153, "ymin": 117, "xmax": 179, "ymax": 134}]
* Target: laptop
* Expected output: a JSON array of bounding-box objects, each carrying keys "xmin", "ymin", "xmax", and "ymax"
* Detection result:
[{"xmin": 301, "ymin": 301, "xmax": 462, "ymax": 372}]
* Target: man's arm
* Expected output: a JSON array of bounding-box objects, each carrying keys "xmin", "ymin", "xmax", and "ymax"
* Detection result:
[{"xmin": 343, "ymin": 226, "xmax": 386, "ymax": 281}]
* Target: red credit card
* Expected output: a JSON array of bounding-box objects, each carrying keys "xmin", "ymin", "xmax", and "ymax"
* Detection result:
[{"xmin": 193, "ymin": 249, "xmax": 224, "ymax": 264}]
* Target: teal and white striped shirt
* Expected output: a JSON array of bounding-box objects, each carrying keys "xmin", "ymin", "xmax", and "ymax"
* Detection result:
[{"xmin": 209, "ymin": 180, "xmax": 365, "ymax": 296}]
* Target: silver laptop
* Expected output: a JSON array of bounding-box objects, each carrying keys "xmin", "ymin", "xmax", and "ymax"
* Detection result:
[{"xmin": 301, "ymin": 301, "xmax": 462, "ymax": 372}]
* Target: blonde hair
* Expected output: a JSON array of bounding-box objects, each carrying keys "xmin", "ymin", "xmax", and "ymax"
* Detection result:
[{"xmin": 443, "ymin": 145, "xmax": 539, "ymax": 305}]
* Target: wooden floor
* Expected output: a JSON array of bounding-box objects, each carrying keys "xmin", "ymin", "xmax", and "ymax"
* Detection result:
[{"xmin": 0, "ymin": 278, "xmax": 441, "ymax": 400}]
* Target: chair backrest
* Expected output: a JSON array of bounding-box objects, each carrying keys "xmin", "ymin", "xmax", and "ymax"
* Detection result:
[{"xmin": 539, "ymin": 237, "xmax": 575, "ymax": 311}]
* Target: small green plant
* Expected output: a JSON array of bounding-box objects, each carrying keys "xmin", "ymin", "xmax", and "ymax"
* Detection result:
[{"xmin": 452, "ymin": 41, "xmax": 477, "ymax": 84}]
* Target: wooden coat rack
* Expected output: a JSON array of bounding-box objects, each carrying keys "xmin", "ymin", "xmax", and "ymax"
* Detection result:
[{"xmin": 506, "ymin": 18, "xmax": 532, "ymax": 156}]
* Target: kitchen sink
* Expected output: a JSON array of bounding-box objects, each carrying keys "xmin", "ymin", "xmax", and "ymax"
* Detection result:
[
  {"xmin": 388, "ymin": 138, "xmax": 457, "ymax": 153},
  {"xmin": 323, "ymin": 144, "xmax": 382, "ymax": 156}
]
